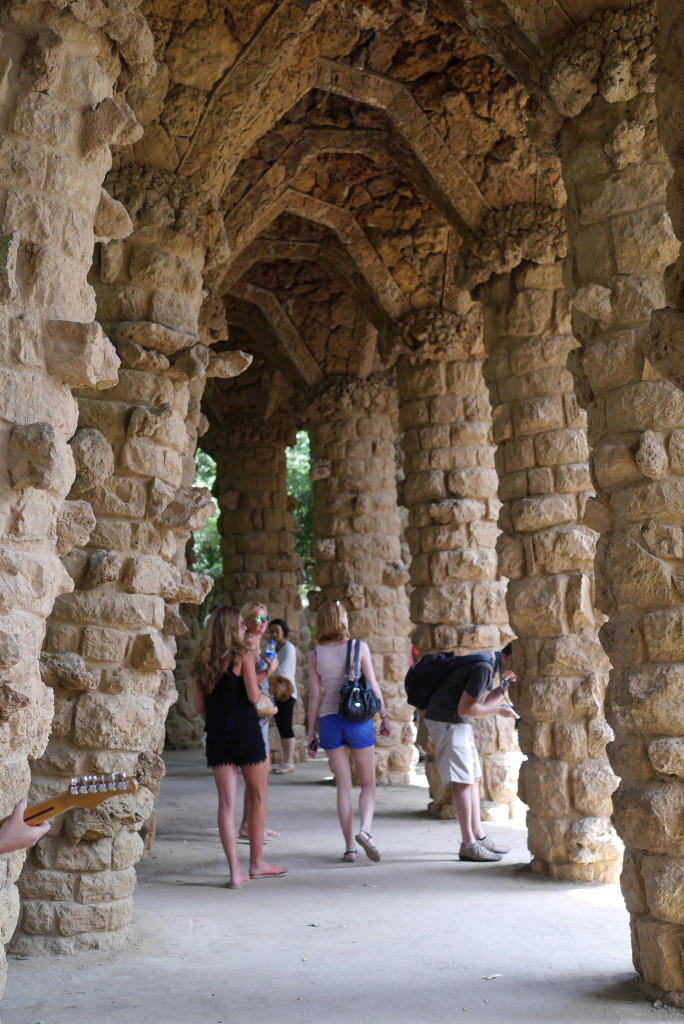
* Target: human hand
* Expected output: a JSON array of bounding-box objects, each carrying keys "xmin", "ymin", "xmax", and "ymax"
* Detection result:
[
  {"xmin": 499, "ymin": 705, "xmax": 519, "ymax": 720},
  {"xmin": 0, "ymin": 799, "xmax": 50, "ymax": 854},
  {"xmin": 503, "ymin": 669, "xmax": 516, "ymax": 683},
  {"xmin": 379, "ymin": 717, "xmax": 392, "ymax": 738},
  {"xmin": 268, "ymin": 655, "xmax": 279, "ymax": 673},
  {"xmin": 307, "ymin": 737, "xmax": 319, "ymax": 758}
]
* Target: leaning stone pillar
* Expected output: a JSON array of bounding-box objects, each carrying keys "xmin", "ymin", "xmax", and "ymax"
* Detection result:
[
  {"xmin": 0, "ymin": 0, "xmax": 152, "ymax": 987},
  {"xmin": 395, "ymin": 308, "xmax": 517, "ymax": 817},
  {"xmin": 478, "ymin": 262, "xmax": 619, "ymax": 881},
  {"xmin": 207, "ymin": 413, "xmax": 305, "ymax": 761},
  {"xmin": 11, "ymin": 170, "xmax": 236, "ymax": 953},
  {"xmin": 209, "ymin": 414, "xmax": 302, "ymax": 625},
  {"xmin": 543, "ymin": 4, "xmax": 683, "ymax": 1000},
  {"xmin": 307, "ymin": 373, "xmax": 413, "ymax": 784}
]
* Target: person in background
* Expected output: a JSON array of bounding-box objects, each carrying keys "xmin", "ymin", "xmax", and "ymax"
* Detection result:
[
  {"xmin": 238, "ymin": 602, "xmax": 281, "ymax": 840},
  {"xmin": 424, "ymin": 644, "xmax": 518, "ymax": 863},
  {"xmin": 307, "ymin": 600, "xmax": 391, "ymax": 863},
  {"xmin": 0, "ymin": 799, "xmax": 50, "ymax": 854},
  {"xmin": 268, "ymin": 618, "xmax": 298, "ymax": 774},
  {"xmin": 192, "ymin": 605, "xmax": 286, "ymax": 885}
]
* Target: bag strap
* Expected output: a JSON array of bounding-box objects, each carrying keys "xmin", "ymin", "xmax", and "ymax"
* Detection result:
[
  {"xmin": 354, "ymin": 639, "xmax": 361, "ymax": 682},
  {"xmin": 344, "ymin": 639, "xmax": 354, "ymax": 682}
]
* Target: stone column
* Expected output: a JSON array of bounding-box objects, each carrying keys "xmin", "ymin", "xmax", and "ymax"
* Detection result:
[
  {"xmin": 11, "ymin": 170, "xmax": 236, "ymax": 954},
  {"xmin": 478, "ymin": 262, "xmax": 619, "ymax": 882},
  {"xmin": 211, "ymin": 415, "xmax": 301, "ymax": 623},
  {"xmin": 395, "ymin": 307, "xmax": 518, "ymax": 817},
  {"xmin": 307, "ymin": 373, "xmax": 413, "ymax": 784},
  {"xmin": 551, "ymin": 6, "xmax": 684, "ymax": 1001},
  {"xmin": 164, "ymin": 604, "xmax": 203, "ymax": 750},
  {"xmin": 209, "ymin": 414, "xmax": 306, "ymax": 762},
  {"xmin": 0, "ymin": 0, "xmax": 152, "ymax": 989}
]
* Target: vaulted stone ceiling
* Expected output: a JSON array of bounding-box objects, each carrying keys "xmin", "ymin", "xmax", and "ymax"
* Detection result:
[{"xmin": 128, "ymin": 0, "xmax": 569, "ymax": 440}]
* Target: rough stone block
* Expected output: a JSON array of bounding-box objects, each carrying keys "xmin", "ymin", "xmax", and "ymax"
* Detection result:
[
  {"xmin": 519, "ymin": 758, "xmax": 570, "ymax": 818},
  {"xmin": 508, "ymin": 576, "xmax": 567, "ymax": 637},
  {"xmin": 77, "ymin": 868, "xmax": 135, "ymax": 904},
  {"xmin": 572, "ymin": 759, "xmax": 617, "ymax": 815},
  {"xmin": 130, "ymin": 632, "xmax": 175, "ymax": 670},
  {"xmin": 70, "ymin": 428, "xmax": 115, "ymax": 492},
  {"xmin": 80, "ymin": 626, "xmax": 129, "ymax": 663},
  {"xmin": 612, "ymin": 780, "xmax": 684, "ymax": 856},
  {"xmin": 52, "ymin": 591, "xmax": 164, "ymax": 630},
  {"xmin": 45, "ymin": 320, "xmax": 119, "ymax": 390},
  {"xmin": 73, "ymin": 693, "xmax": 158, "ymax": 749}
]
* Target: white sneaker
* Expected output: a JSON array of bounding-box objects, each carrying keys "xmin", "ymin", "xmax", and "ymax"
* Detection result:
[
  {"xmin": 459, "ymin": 839, "xmax": 502, "ymax": 862},
  {"xmin": 477, "ymin": 834, "xmax": 510, "ymax": 855}
]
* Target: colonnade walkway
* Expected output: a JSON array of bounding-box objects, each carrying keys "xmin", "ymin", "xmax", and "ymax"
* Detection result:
[{"xmin": 3, "ymin": 751, "xmax": 675, "ymax": 1024}]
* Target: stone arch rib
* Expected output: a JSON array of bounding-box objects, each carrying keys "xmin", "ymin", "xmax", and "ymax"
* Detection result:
[{"xmin": 228, "ymin": 280, "xmax": 324, "ymax": 386}]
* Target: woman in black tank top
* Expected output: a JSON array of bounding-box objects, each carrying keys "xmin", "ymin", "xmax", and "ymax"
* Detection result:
[{"xmin": 193, "ymin": 606, "xmax": 287, "ymax": 887}]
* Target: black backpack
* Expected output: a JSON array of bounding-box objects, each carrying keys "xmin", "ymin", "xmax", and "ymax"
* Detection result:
[{"xmin": 405, "ymin": 651, "xmax": 496, "ymax": 710}]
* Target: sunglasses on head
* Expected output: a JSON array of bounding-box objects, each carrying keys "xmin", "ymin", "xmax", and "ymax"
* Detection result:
[{"xmin": 253, "ymin": 614, "xmax": 269, "ymax": 623}]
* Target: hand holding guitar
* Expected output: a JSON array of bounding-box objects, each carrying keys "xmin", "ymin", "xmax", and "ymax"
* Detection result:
[
  {"xmin": 0, "ymin": 798, "xmax": 50, "ymax": 854},
  {"xmin": 0, "ymin": 772, "xmax": 138, "ymax": 854}
]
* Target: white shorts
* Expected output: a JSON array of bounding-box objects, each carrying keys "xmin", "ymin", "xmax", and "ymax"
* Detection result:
[{"xmin": 426, "ymin": 720, "xmax": 481, "ymax": 785}]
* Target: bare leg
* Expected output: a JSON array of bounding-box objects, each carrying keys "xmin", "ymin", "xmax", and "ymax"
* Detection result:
[
  {"xmin": 239, "ymin": 752, "xmax": 271, "ymax": 837},
  {"xmin": 244, "ymin": 760, "xmax": 286, "ymax": 877},
  {"xmin": 326, "ymin": 746, "xmax": 355, "ymax": 851},
  {"xmin": 281, "ymin": 737, "xmax": 295, "ymax": 765},
  {"xmin": 350, "ymin": 745, "xmax": 376, "ymax": 835},
  {"xmin": 451, "ymin": 782, "xmax": 477, "ymax": 846},
  {"xmin": 470, "ymin": 777, "xmax": 485, "ymax": 841},
  {"xmin": 212, "ymin": 764, "xmax": 249, "ymax": 887}
]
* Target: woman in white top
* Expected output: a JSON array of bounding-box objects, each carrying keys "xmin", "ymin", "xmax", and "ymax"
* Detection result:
[
  {"xmin": 268, "ymin": 618, "xmax": 298, "ymax": 774},
  {"xmin": 307, "ymin": 600, "xmax": 391, "ymax": 862}
]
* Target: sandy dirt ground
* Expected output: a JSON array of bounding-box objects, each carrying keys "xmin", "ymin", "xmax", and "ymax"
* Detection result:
[{"xmin": 2, "ymin": 749, "xmax": 678, "ymax": 1024}]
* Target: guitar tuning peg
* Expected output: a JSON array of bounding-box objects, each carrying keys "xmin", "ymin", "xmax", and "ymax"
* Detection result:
[{"xmin": 69, "ymin": 776, "xmax": 79, "ymax": 794}]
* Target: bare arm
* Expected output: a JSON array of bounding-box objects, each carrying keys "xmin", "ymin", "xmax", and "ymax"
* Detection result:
[
  {"xmin": 0, "ymin": 799, "xmax": 50, "ymax": 854},
  {"xmin": 256, "ymin": 654, "xmax": 279, "ymax": 685},
  {"xmin": 242, "ymin": 650, "xmax": 260, "ymax": 705},
  {"xmin": 194, "ymin": 686, "xmax": 206, "ymax": 714},
  {"xmin": 307, "ymin": 650, "xmax": 322, "ymax": 751},
  {"xmin": 458, "ymin": 689, "xmax": 519, "ymax": 719},
  {"xmin": 359, "ymin": 643, "xmax": 391, "ymax": 736}
]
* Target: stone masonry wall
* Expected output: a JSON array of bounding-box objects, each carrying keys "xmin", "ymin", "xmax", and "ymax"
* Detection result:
[
  {"xmin": 395, "ymin": 306, "xmax": 518, "ymax": 818},
  {"xmin": 479, "ymin": 261, "xmax": 620, "ymax": 882},
  {"xmin": 308, "ymin": 373, "xmax": 414, "ymax": 784},
  {"xmin": 211, "ymin": 417, "xmax": 306, "ymax": 761},
  {"xmin": 557, "ymin": 28, "xmax": 684, "ymax": 994},
  {"xmin": 11, "ymin": 169, "xmax": 220, "ymax": 954},
  {"xmin": 0, "ymin": 0, "xmax": 151, "ymax": 991}
]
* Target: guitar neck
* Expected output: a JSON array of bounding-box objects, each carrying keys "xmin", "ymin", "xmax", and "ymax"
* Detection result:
[
  {"xmin": 22, "ymin": 794, "xmax": 73, "ymax": 826},
  {"xmin": 0, "ymin": 773, "xmax": 138, "ymax": 829}
]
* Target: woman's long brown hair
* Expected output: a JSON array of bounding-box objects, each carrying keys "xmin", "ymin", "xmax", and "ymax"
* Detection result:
[
  {"xmin": 315, "ymin": 600, "xmax": 349, "ymax": 643},
  {"xmin": 192, "ymin": 605, "xmax": 250, "ymax": 695}
]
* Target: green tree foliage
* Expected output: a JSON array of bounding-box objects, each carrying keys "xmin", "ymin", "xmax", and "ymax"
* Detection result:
[
  {"xmin": 286, "ymin": 431, "xmax": 313, "ymax": 587},
  {"xmin": 191, "ymin": 450, "xmax": 221, "ymax": 583},
  {"xmin": 190, "ymin": 435, "xmax": 313, "ymax": 600}
]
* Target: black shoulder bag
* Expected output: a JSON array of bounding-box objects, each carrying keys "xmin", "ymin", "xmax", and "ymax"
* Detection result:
[{"xmin": 338, "ymin": 640, "xmax": 382, "ymax": 722}]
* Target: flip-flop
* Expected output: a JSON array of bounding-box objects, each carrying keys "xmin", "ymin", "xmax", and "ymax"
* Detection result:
[
  {"xmin": 249, "ymin": 866, "xmax": 288, "ymax": 879},
  {"xmin": 355, "ymin": 829, "xmax": 381, "ymax": 862},
  {"xmin": 342, "ymin": 850, "xmax": 358, "ymax": 862},
  {"xmin": 264, "ymin": 828, "xmax": 281, "ymax": 837}
]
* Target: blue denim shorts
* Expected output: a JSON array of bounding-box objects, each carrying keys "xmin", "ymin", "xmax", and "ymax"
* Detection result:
[{"xmin": 319, "ymin": 714, "xmax": 375, "ymax": 750}]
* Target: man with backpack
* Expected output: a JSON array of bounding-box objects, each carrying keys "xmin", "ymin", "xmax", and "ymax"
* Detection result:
[{"xmin": 420, "ymin": 645, "xmax": 519, "ymax": 863}]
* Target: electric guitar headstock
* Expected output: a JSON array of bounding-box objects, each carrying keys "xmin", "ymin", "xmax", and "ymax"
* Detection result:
[{"xmin": 22, "ymin": 772, "xmax": 139, "ymax": 826}]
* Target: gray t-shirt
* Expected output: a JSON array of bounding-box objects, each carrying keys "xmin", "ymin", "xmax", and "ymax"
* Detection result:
[{"xmin": 425, "ymin": 660, "xmax": 494, "ymax": 724}]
